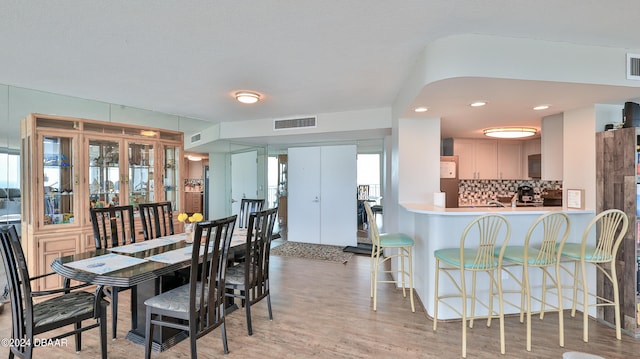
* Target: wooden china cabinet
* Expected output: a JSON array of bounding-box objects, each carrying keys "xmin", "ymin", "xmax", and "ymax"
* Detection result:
[{"xmin": 21, "ymin": 114, "xmax": 184, "ymax": 290}]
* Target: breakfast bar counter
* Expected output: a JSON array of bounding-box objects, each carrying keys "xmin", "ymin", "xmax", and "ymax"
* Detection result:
[{"xmin": 399, "ymin": 203, "xmax": 595, "ymax": 320}]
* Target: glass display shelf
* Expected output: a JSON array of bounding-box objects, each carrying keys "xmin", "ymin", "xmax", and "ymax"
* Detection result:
[{"xmin": 42, "ymin": 135, "xmax": 75, "ymax": 227}]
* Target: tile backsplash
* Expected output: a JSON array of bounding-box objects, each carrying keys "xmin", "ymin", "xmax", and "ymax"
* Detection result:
[{"xmin": 458, "ymin": 179, "xmax": 563, "ymax": 206}]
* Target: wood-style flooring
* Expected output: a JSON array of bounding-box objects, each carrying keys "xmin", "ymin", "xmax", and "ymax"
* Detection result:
[{"xmin": 1, "ymin": 248, "xmax": 640, "ymax": 358}]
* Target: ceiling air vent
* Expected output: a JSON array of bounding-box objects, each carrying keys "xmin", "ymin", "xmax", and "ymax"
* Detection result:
[
  {"xmin": 273, "ymin": 116, "xmax": 317, "ymax": 131},
  {"xmin": 627, "ymin": 53, "xmax": 640, "ymax": 80},
  {"xmin": 190, "ymin": 132, "xmax": 201, "ymax": 144}
]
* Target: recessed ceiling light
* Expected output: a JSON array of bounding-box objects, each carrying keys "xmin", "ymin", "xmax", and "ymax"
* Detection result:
[
  {"xmin": 414, "ymin": 107, "xmax": 428, "ymax": 113},
  {"xmin": 483, "ymin": 127, "xmax": 537, "ymax": 138},
  {"xmin": 470, "ymin": 101, "xmax": 487, "ymax": 107},
  {"xmin": 533, "ymin": 104, "xmax": 550, "ymax": 110},
  {"xmin": 235, "ymin": 91, "xmax": 261, "ymax": 104}
]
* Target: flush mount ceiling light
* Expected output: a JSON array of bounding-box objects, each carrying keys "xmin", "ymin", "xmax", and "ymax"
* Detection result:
[
  {"xmin": 235, "ymin": 91, "xmax": 261, "ymax": 104},
  {"xmin": 414, "ymin": 107, "xmax": 428, "ymax": 113},
  {"xmin": 470, "ymin": 101, "xmax": 487, "ymax": 107},
  {"xmin": 187, "ymin": 155, "xmax": 202, "ymax": 161},
  {"xmin": 483, "ymin": 127, "xmax": 537, "ymax": 139},
  {"xmin": 533, "ymin": 104, "xmax": 550, "ymax": 110}
]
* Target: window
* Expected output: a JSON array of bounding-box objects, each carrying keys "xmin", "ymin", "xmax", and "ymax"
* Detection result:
[
  {"xmin": 357, "ymin": 154, "xmax": 381, "ymax": 198},
  {"xmin": 0, "ymin": 151, "xmax": 20, "ymax": 189}
]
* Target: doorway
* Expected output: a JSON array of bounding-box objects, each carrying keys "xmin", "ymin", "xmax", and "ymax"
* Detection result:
[{"xmin": 357, "ymin": 153, "xmax": 382, "ymax": 234}]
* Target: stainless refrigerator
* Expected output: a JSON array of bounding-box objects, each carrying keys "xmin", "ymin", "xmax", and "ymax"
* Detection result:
[{"xmin": 440, "ymin": 156, "xmax": 459, "ymax": 208}]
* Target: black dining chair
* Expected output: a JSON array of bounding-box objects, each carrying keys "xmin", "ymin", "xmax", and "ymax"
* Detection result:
[
  {"xmin": 143, "ymin": 215, "xmax": 237, "ymax": 358},
  {"xmin": 90, "ymin": 205, "xmax": 137, "ymax": 339},
  {"xmin": 0, "ymin": 225, "xmax": 108, "ymax": 359},
  {"xmin": 238, "ymin": 198, "xmax": 265, "ymax": 229},
  {"xmin": 139, "ymin": 201, "xmax": 175, "ymax": 240},
  {"xmin": 225, "ymin": 207, "xmax": 278, "ymax": 335}
]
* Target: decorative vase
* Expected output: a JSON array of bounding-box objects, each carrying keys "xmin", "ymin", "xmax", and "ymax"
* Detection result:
[{"xmin": 184, "ymin": 223, "xmax": 195, "ymax": 243}]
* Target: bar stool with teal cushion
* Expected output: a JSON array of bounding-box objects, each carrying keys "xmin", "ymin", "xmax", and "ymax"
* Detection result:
[
  {"xmin": 558, "ymin": 208, "xmax": 628, "ymax": 343},
  {"xmin": 364, "ymin": 202, "xmax": 415, "ymax": 312},
  {"xmin": 497, "ymin": 211, "xmax": 570, "ymax": 352},
  {"xmin": 433, "ymin": 213, "xmax": 511, "ymax": 358}
]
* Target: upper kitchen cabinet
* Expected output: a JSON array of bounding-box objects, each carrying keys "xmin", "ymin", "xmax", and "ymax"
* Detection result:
[
  {"xmin": 453, "ymin": 139, "xmax": 498, "ymax": 179},
  {"xmin": 449, "ymin": 138, "xmax": 534, "ymax": 180},
  {"xmin": 21, "ymin": 114, "xmax": 184, "ymax": 290},
  {"xmin": 497, "ymin": 141, "xmax": 522, "ymax": 179}
]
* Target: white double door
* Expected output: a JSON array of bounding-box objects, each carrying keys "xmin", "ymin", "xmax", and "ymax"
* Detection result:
[
  {"xmin": 230, "ymin": 150, "xmax": 258, "ymax": 215},
  {"xmin": 288, "ymin": 145, "xmax": 357, "ymax": 246}
]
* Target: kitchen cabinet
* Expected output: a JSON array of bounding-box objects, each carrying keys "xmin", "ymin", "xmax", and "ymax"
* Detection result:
[
  {"xmin": 186, "ymin": 157, "xmax": 204, "ymax": 179},
  {"xmin": 453, "ymin": 138, "xmax": 527, "ymax": 179},
  {"xmin": 184, "ymin": 192, "xmax": 203, "ymax": 214},
  {"xmin": 497, "ymin": 141, "xmax": 522, "ymax": 179},
  {"xmin": 287, "ymin": 145, "xmax": 357, "ymax": 246},
  {"xmin": 21, "ymin": 114, "xmax": 184, "ymax": 290},
  {"xmin": 454, "ymin": 139, "xmax": 497, "ymax": 179},
  {"xmin": 595, "ymin": 127, "xmax": 640, "ymax": 337}
]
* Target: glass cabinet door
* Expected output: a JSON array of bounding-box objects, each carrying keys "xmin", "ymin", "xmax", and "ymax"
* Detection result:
[
  {"xmin": 128, "ymin": 142, "xmax": 154, "ymax": 209},
  {"xmin": 88, "ymin": 139, "xmax": 121, "ymax": 209},
  {"xmin": 163, "ymin": 145, "xmax": 180, "ymax": 211},
  {"xmin": 42, "ymin": 135, "xmax": 76, "ymax": 226}
]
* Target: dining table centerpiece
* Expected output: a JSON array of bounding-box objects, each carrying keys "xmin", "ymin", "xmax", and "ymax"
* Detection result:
[{"xmin": 178, "ymin": 212, "xmax": 203, "ymax": 243}]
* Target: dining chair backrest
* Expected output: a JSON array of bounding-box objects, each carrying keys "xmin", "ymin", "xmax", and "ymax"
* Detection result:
[
  {"xmin": 138, "ymin": 201, "xmax": 174, "ymax": 240},
  {"xmin": 238, "ymin": 198, "xmax": 265, "ymax": 229},
  {"xmin": 461, "ymin": 213, "xmax": 511, "ymax": 270},
  {"xmin": 524, "ymin": 211, "xmax": 571, "ymax": 265},
  {"xmin": 90, "ymin": 205, "xmax": 136, "ymax": 249},
  {"xmin": 562, "ymin": 208, "xmax": 628, "ymax": 263},
  {"xmin": 0, "ymin": 225, "xmax": 30, "ymax": 342},
  {"xmin": 190, "ymin": 214, "xmax": 237, "ymax": 327},
  {"xmin": 1, "ymin": 224, "xmax": 108, "ymax": 359},
  {"xmin": 244, "ymin": 207, "xmax": 278, "ymax": 298}
]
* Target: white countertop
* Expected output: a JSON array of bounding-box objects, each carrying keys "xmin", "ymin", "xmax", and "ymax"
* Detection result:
[{"xmin": 401, "ymin": 202, "xmax": 594, "ymax": 216}]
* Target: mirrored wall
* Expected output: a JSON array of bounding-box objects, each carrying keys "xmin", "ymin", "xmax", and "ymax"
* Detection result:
[{"xmin": 0, "ymin": 83, "xmax": 211, "ymax": 231}]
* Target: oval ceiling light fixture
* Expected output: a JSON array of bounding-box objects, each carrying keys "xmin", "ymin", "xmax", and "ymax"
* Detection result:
[
  {"xmin": 187, "ymin": 155, "xmax": 202, "ymax": 161},
  {"xmin": 414, "ymin": 107, "xmax": 428, "ymax": 113},
  {"xmin": 235, "ymin": 91, "xmax": 261, "ymax": 104},
  {"xmin": 533, "ymin": 104, "xmax": 550, "ymax": 110},
  {"xmin": 470, "ymin": 101, "xmax": 487, "ymax": 107},
  {"xmin": 483, "ymin": 127, "xmax": 537, "ymax": 138}
]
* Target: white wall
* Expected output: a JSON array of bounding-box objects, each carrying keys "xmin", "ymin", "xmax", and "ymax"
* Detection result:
[
  {"xmin": 397, "ymin": 117, "xmax": 441, "ymax": 204},
  {"xmin": 595, "ymin": 104, "xmax": 624, "ymax": 130},
  {"xmin": 417, "ymin": 34, "xmax": 640, "ymax": 88},
  {"xmin": 541, "ymin": 114, "xmax": 564, "ymax": 180},
  {"xmin": 208, "ymin": 152, "xmax": 230, "ymax": 219},
  {"xmin": 217, "ymin": 107, "xmax": 391, "ymax": 142},
  {"xmin": 563, "ymin": 107, "xmax": 597, "ymax": 210}
]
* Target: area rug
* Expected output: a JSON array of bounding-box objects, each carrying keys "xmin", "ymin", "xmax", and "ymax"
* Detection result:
[{"xmin": 270, "ymin": 241, "xmax": 353, "ymax": 263}]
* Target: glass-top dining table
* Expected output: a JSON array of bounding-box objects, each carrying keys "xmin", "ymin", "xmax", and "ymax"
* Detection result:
[{"xmin": 51, "ymin": 230, "xmax": 247, "ymax": 352}]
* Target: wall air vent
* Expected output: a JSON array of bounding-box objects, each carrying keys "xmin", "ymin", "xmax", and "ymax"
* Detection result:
[
  {"xmin": 627, "ymin": 53, "xmax": 640, "ymax": 80},
  {"xmin": 273, "ymin": 116, "xmax": 317, "ymax": 131},
  {"xmin": 190, "ymin": 132, "xmax": 201, "ymax": 143}
]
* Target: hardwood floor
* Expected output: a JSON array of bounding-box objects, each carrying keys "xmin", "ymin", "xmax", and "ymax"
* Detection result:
[{"xmin": 1, "ymin": 253, "xmax": 640, "ymax": 358}]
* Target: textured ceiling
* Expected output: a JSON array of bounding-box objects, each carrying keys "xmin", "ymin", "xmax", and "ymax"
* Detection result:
[{"xmin": 3, "ymin": 1, "xmax": 640, "ymax": 142}]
